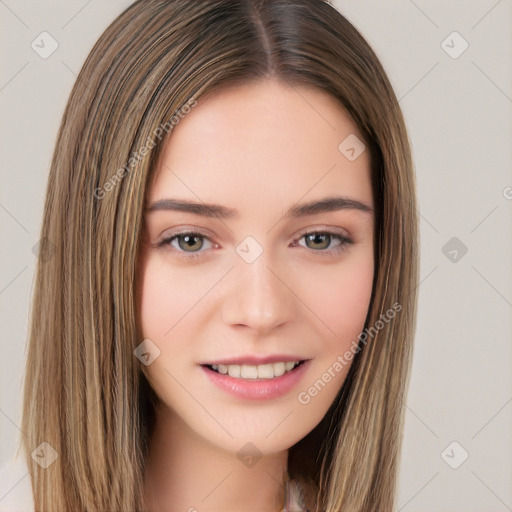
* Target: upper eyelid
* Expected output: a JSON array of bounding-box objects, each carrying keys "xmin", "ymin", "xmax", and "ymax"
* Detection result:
[
  {"xmin": 159, "ymin": 226, "xmax": 350, "ymax": 240},
  {"xmin": 157, "ymin": 221, "xmax": 353, "ymax": 237}
]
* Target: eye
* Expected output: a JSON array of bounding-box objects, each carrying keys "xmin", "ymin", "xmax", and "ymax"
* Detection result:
[
  {"xmin": 157, "ymin": 231, "xmax": 213, "ymax": 260},
  {"xmin": 155, "ymin": 228, "xmax": 353, "ymax": 260},
  {"xmin": 294, "ymin": 230, "xmax": 353, "ymax": 256}
]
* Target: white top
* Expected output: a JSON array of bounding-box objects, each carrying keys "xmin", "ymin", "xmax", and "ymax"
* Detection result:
[
  {"xmin": 0, "ymin": 455, "xmax": 34, "ymax": 512},
  {"xmin": 283, "ymin": 478, "xmax": 309, "ymax": 511},
  {"xmin": 0, "ymin": 455, "xmax": 307, "ymax": 512}
]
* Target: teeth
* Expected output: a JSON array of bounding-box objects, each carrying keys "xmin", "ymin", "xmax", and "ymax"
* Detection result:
[
  {"xmin": 273, "ymin": 362, "xmax": 285, "ymax": 377},
  {"xmin": 241, "ymin": 364, "xmax": 258, "ymax": 378},
  {"xmin": 209, "ymin": 361, "xmax": 301, "ymax": 379},
  {"xmin": 228, "ymin": 364, "xmax": 241, "ymax": 378},
  {"xmin": 257, "ymin": 364, "xmax": 274, "ymax": 379}
]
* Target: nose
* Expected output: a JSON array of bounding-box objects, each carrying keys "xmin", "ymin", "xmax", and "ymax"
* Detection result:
[{"xmin": 221, "ymin": 249, "xmax": 295, "ymax": 335}]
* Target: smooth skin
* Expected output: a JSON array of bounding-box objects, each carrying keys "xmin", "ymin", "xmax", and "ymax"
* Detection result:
[{"xmin": 136, "ymin": 78, "xmax": 374, "ymax": 512}]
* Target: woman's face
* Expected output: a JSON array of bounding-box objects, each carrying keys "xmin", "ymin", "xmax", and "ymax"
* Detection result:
[{"xmin": 136, "ymin": 79, "xmax": 374, "ymax": 456}]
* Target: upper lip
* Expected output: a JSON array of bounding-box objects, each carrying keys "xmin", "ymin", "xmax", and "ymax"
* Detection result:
[{"xmin": 201, "ymin": 354, "xmax": 307, "ymax": 366}]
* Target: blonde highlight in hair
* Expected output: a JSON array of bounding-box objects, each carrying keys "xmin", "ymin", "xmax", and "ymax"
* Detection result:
[{"xmin": 19, "ymin": 1, "xmax": 418, "ymax": 510}]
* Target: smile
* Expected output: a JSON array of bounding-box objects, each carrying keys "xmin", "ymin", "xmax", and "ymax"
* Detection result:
[
  {"xmin": 201, "ymin": 360, "xmax": 310, "ymax": 400},
  {"xmin": 206, "ymin": 361, "xmax": 303, "ymax": 380}
]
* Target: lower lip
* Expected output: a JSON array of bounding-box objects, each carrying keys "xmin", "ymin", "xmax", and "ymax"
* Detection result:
[{"xmin": 201, "ymin": 361, "xmax": 310, "ymax": 401}]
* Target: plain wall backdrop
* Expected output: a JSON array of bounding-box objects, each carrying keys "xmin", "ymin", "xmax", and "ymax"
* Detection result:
[{"xmin": 0, "ymin": 1, "xmax": 511, "ymax": 510}]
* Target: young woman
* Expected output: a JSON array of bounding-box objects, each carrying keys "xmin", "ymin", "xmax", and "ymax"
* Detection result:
[{"xmin": 2, "ymin": 1, "xmax": 418, "ymax": 510}]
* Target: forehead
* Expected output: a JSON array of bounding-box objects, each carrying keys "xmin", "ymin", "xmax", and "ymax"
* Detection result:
[{"xmin": 148, "ymin": 79, "xmax": 373, "ymax": 213}]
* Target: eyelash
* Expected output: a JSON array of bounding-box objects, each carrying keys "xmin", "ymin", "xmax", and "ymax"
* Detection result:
[{"xmin": 156, "ymin": 229, "xmax": 353, "ymax": 261}]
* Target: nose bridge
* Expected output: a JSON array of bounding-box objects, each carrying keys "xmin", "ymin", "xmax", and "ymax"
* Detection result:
[{"xmin": 221, "ymin": 241, "xmax": 293, "ymax": 332}]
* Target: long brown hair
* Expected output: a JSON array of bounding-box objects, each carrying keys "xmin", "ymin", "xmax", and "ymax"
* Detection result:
[{"xmin": 18, "ymin": 1, "xmax": 418, "ymax": 510}]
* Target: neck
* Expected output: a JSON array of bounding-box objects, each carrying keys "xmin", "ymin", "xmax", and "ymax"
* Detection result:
[{"xmin": 144, "ymin": 404, "xmax": 289, "ymax": 512}]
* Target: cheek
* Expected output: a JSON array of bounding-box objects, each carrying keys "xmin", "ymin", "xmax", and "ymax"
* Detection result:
[
  {"xmin": 138, "ymin": 256, "xmax": 202, "ymax": 339},
  {"xmin": 138, "ymin": 264, "xmax": 170, "ymax": 338},
  {"xmin": 137, "ymin": 254, "xmax": 222, "ymax": 382},
  {"xmin": 293, "ymin": 254, "xmax": 373, "ymax": 418},
  {"xmin": 336, "ymin": 258, "xmax": 374, "ymax": 334},
  {"xmin": 300, "ymin": 251, "xmax": 374, "ymax": 351},
  {"xmin": 137, "ymin": 257, "xmax": 199, "ymax": 396}
]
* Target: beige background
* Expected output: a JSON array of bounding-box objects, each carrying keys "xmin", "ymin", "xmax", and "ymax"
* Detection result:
[{"xmin": 1, "ymin": 1, "xmax": 511, "ymax": 510}]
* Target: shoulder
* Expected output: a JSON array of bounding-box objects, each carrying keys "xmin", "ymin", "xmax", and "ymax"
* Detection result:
[{"xmin": 0, "ymin": 454, "xmax": 34, "ymax": 512}]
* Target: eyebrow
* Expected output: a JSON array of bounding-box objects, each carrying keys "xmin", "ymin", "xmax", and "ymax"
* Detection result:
[{"xmin": 145, "ymin": 196, "xmax": 373, "ymax": 219}]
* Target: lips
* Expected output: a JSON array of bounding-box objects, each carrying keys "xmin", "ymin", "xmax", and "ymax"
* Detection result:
[{"xmin": 201, "ymin": 358, "xmax": 310, "ymax": 400}]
